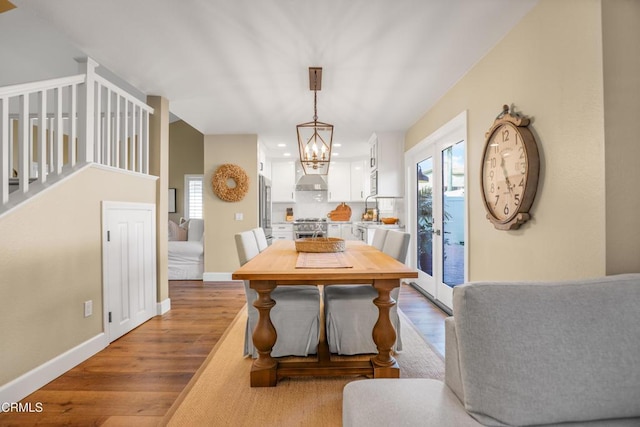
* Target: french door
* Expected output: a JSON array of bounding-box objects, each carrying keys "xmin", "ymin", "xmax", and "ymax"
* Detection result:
[{"xmin": 406, "ymin": 112, "xmax": 467, "ymax": 310}]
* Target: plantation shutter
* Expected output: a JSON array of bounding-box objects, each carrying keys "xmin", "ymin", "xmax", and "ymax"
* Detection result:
[{"xmin": 184, "ymin": 175, "xmax": 203, "ymax": 219}]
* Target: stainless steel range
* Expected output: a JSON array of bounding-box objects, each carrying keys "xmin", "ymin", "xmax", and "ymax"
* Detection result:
[{"xmin": 293, "ymin": 218, "xmax": 328, "ymax": 239}]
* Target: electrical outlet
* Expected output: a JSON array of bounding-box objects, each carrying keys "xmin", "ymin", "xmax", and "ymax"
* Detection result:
[
  {"xmin": 84, "ymin": 300, "xmax": 93, "ymax": 318},
  {"xmin": 235, "ymin": 212, "xmax": 243, "ymax": 221}
]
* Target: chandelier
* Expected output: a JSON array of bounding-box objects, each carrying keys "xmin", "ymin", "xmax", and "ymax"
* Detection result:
[{"xmin": 297, "ymin": 67, "xmax": 333, "ymax": 175}]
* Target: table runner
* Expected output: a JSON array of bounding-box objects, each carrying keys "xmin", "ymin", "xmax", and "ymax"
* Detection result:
[{"xmin": 295, "ymin": 252, "xmax": 353, "ymax": 268}]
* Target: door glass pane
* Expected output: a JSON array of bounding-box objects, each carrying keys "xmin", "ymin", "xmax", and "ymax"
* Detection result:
[
  {"xmin": 442, "ymin": 141, "xmax": 465, "ymax": 287},
  {"xmin": 416, "ymin": 157, "xmax": 433, "ymax": 276}
]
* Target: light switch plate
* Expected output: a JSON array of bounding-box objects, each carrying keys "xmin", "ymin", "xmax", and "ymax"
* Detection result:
[
  {"xmin": 84, "ymin": 300, "xmax": 92, "ymax": 317},
  {"xmin": 235, "ymin": 213, "xmax": 243, "ymax": 221}
]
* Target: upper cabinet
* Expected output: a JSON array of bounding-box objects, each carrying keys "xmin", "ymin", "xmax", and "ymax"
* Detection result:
[
  {"xmin": 350, "ymin": 159, "xmax": 370, "ymax": 201},
  {"xmin": 327, "ymin": 159, "xmax": 370, "ymax": 202},
  {"xmin": 258, "ymin": 143, "xmax": 271, "ymax": 178},
  {"xmin": 369, "ymin": 132, "xmax": 403, "ymax": 197},
  {"xmin": 369, "ymin": 137, "xmax": 378, "ymax": 170},
  {"xmin": 327, "ymin": 161, "xmax": 351, "ymax": 202},
  {"xmin": 271, "ymin": 160, "xmax": 296, "ymax": 202}
]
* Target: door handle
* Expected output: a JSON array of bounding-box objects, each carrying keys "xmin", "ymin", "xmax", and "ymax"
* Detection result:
[{"xmin": 432, "ymin": 229, "xmax": 441, "ymax": 236}]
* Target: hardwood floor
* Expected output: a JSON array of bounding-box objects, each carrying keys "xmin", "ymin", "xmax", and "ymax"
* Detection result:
[
  {"xmin": 0, "ymin": 281, "xmax": 448, "ymax": 426},
  {"xmin": 400, "ymin": 283, "xmax": 449, "ymax": 356}
]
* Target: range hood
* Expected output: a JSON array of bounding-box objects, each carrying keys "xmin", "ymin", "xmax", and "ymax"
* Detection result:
[{"xmin": 295, "ymin": 174, "xmax": 328, "ymax": 191}]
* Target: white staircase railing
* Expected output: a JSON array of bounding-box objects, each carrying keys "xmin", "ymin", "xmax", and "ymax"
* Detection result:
[{"xmin": 0, "ymin": 57, "xmax": 154, "ymax": 213}]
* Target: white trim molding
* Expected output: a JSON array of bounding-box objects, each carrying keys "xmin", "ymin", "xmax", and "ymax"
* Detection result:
[
  {"xmin": 157, "ymin": 298, "xmax": 171, "ymax": 315},
  {"xmin": 0, "ymin": 333, "xmax": 108, "ymax": 404},
  {"xmin": 203, "ymin": 272, "xmax": 235, "ymax": 282}
]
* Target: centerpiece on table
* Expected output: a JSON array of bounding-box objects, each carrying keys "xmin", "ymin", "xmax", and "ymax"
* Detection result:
[{"xmin": 295, "ymin": 237, "xmax": 345, "ymax": 253}]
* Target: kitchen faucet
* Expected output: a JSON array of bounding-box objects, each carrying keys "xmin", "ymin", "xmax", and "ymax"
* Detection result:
[{"xmin": 364, "ymin": 195, "xmax": 378, "ymax": 222}]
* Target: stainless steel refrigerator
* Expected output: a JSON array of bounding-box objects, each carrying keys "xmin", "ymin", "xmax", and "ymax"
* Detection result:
[{"xmin": 259, "ymin": 175, "xmax": 273, "ymax": 245}]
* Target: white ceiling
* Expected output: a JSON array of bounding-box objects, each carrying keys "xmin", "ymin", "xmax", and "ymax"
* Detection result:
[{"xmin": 9, "ymin": 0, "xmax": 537, "ymax": 159}]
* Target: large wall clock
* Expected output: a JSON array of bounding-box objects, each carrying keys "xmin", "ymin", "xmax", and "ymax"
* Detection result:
[{"xmin": 481, "ymin": 105, "xmax": 540, "ymax": 230}]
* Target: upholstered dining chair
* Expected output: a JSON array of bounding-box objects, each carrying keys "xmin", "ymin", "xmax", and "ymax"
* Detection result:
[
  {"xmin": 370, "ymin": 228, "xmax": 388, "ymax": 250},
  {"xmin": 235, "ymin": 230, "xmax": 321, "ymax": 358},
  {"xmin": 324, "ymin": 230, "xmax": 411, "ymax": 355},
  {"xmin": 252, "ymin": 227, "xmax": 269, "ymax": 252}
]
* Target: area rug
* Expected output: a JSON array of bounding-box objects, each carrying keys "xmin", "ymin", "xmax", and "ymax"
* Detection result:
[{"xmin": 162, "ymin": 306, "xmax": 444, "ymax": 427}]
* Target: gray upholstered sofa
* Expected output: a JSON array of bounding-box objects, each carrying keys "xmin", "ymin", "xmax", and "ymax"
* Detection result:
[{"xmin": 343, "ymin": 274, "xmax": 640, "ymax": 426}]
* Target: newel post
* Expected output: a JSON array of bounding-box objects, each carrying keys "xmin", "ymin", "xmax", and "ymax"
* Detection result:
[{"xmin": 76, "ymin": 57, "xmax": 98, "ymax": 164}]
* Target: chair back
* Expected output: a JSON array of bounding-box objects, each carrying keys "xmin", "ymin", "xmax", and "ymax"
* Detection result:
[
  {"xmin": 370, "ymin": 228, "xmax": 388, "ymax": 250},
  {"xmin": 252, "ymin": 227, "xmax": 269, "ymax": 252},
  {"xmin": 235, "ymin": 230, "xmax": 260, "ymax": 266},
  {"xmin": 382, "ymin": 230, "xmax": 410, "ymax": 263}
]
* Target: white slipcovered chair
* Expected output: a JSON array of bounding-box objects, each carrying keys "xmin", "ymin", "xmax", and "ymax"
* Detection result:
[
  {"xmin": 370, "ymin": 228, "xmax": 388, "ymax": 250},
  {"xmin": 252, "ymin": 227, "xmax": 269, "ymax": 252},
  {"xmin": 235, "ymin": 230, "xmax": 321, "ymax": 358},
  {"xmin": 323, "ymin": 230, "xmax": 411, "ymax": 355}
]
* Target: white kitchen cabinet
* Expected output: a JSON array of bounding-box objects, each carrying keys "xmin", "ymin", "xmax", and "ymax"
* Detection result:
[
  {"xmin": 350, "ymin": 159, "xmax": 370, "ymax": 201},
  {"xmin": 258, "ymin": 143, "xmax": 271, "ymax": 178},
  {"xmin": 272, "ymin": 223, "xmax": 294, "ymax": 241},
  {"xmin": 271, "ymin": 161, "xmax": 296, "ymax": 202},
  {"xmin": 328, "ymin": 223, "xmax": 358, "ymax": 240},
  {"xmin": 341, "ymin": 223, "xmax": 359, "ymax": 241},
  {"xmin": 327, "ymin": 161, "xmax": 351, "ymax": 202},
  {"xmin": 369, "ymin": 138, "xmax": 378, "ymax": 171},
  {"xmin": 327, "ymin": 223, "xmax": 342, "ymax": 238},
  {"xmin": 369, "ymin": 132, "xmax": 403, "ymax": 197}
]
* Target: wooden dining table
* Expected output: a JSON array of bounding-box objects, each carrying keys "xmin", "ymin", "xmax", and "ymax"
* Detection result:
[{"xmin": 231, "ymin": 240, "xmax": 418, "ymax": 387}]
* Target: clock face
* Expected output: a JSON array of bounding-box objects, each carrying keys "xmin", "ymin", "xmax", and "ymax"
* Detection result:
[{"xmin": 482, "ymin": 123, "xmax": 528, "ymax": 223}]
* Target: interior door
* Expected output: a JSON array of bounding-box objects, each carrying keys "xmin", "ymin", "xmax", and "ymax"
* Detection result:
[
  {"xmin": 406, "ymin": 112, "xmax": 467, "ymax": 310},
  {"xmin": 103, "ymin": 202, "xmax": 156, "ymax": 341}
]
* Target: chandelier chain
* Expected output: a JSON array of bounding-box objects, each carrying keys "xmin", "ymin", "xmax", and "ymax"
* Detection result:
[{"xmin": 313, "ymin": 69, "xmax": 318, "ymax": 122}]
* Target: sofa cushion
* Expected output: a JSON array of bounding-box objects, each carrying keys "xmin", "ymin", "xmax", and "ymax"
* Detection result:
[
  {"xmin": 187, "ymin": 218, "xmax": 204, "ymax": 242},
  {"xmin": 343, "ymin": 378, "xmax": 481, "ymax": 427},
  {"xmin": 453, "ymin": 274, "xmax": 640, "ymax": 426},
  {"xmin": 168, "ymin": 220, "xmax": 187, "ymax": 241}
]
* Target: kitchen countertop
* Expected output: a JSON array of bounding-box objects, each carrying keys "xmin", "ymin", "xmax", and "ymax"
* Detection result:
[
  {"xmin": 354, "ymin": 221, "xmax": 403, "ymax": 229},
  {"xmin": 271, "ymin": 221, "xmax": 355, "ymax": 225},
  {"xmin": 271, "ymin": 220, "xmax": 403, "ymax": 229}
]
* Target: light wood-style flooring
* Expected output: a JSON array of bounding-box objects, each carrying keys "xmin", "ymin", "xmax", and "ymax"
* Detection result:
[{"xmin": 0, "ymin": 281, "xmax": 448, "ymax": 426}]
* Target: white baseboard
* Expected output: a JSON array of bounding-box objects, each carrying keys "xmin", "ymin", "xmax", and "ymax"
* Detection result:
[
  {"xmin": 0, "ymin": 333, "xmax": 108, "ymax": 404},
  {"xmin": 203, "ymin": 272, "xmax": 236, "ymax": 282},
  {"xmin": 157, "ymin": 298, "xmax": 171, "ymax": 315}
]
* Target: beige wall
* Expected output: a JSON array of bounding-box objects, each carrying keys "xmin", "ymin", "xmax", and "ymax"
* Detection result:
[
  {"xmin": 406, "ymin": 0, "xmax": 608, "ymax": 281},
  {"xmin": 168, "ymin": 120, "xmax": 204, "ymax": 223},
  {"xmin": 0, "ymin": 165, "xmax": 156, "ymax": 385},
  {"xmin": 602, "ymin": 0, "xmax": 640, "ymax": 274},
  {"xmin": 203, "ymin": 134, "xmax": 258, "ymax": 273}
]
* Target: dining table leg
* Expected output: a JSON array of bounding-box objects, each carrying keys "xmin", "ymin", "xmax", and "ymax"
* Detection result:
[
  {"xmin": 371, "ymin": 278, "xmax": 400, "ymax": 378},
  {"xmin": 250, "ymin": 280, "xmax": 278, "ymax": 387}
]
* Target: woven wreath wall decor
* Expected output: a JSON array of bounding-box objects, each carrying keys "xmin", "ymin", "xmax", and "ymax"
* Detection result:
[{"xmin": 211, "ymin": 164, "xmax": 249, "ymax": 202}]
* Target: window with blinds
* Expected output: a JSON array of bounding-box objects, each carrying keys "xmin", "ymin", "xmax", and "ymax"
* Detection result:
[{"xmin": 184, "ymin": 175, "xmax": 203, "ymax": 219}]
